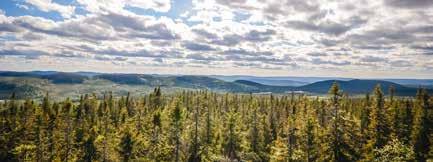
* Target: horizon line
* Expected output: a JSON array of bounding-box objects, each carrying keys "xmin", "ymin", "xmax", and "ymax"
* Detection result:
[{"xmin": 1, "ymin": 69, "xmax": 433, "ymax": 80}]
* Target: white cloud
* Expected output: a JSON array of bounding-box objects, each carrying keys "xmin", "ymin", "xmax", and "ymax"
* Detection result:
[
  {"xmin": 126, "ymin": 0, "xmax": 171, "ymax": 12},
  {"xmin": 0, "ymin": 0, "xmax": 433, "ymax": 78},
  {"xmin": 76, "ymin": 0, "xmax": 171, "ymax": 14},
  {"xmin": 25, "ymin": 0, "xmax": 75, "ymax": 18},
  {"xmin": 16, "ymin": 4, "xmax": 30, "ymax": 10}
]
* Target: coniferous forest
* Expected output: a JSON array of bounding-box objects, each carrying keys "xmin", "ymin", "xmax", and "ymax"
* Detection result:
[{"xmin": 0, "ymin": 83, "xmax": 432, "ymax": 162}]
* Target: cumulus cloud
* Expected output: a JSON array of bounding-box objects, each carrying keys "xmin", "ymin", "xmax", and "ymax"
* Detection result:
[
  {"xmin": 25, "ymin": 0, "xmax": 75, "ymax": 18},
  {"xmin": 244, "ymin": 29, "xmax": 276, "ymax": 41},
  {"xmin": 0, "ymin": 49, "xmax": 48, "ymax": 59},
  {"xmin": 3, "ymin": 12, "xmax": 180, "ymax": 42},
  {"xmin": 384, "ymin": 0, "xmax": 433, "ymax": 9},
  {"xmin": 192, "ymin": 29, "xmax": 219, "ymax": 40},
  {"xmin": 390, "ymin": 60, "xmax": 412, "ymax": 67},
  {"xmin": 312, "ymin": 58, "xmax": 351, "ymax": 66},
  {"xmin": 76, "ymin": 0, "xmax": 171, "ymax": 14},
  {"xmin": 191, "ymin": 27, "xmax": 276, "ymax": 47},
  {"xmin": 359, "ymin": 56, "xmax": 389, "ymax": 63},
  {"xmin": 411, "ymin": 44, "xmax": 433, "ymax": 51},
  {"xmin": 307, "ymin": 52, "xmax": 328, "ymax": 57},
  {"xmin": 285, "ymin": 16, "xmax": 367, "ymax": 35},
  {"xmin": 0, "ymin": 0, "xmax": 432, "ymax": 77},
  {"xmin": 183, "ymin": 42, "xmax": 215, "ymax": 51}
]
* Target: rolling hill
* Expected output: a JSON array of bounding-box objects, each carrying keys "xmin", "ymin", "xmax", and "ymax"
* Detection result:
[
  {"xmin": 0, "ymin": 71, "xmax": 430, "ymax": 99},
  {"xmin": 211, "ymin": 75, "xmax": 350, "ymax": 86},
  {"xmin": 297, "ymin": 79, "xmax": 418, "ymax": 95},
  {"xmin": 233, "ymin": 79, "xmax": 423, "ymax": 96},
  {"xmin": 233, "ymin": 80, "xmax": 294, "ymax": 93},
  {"xmin": 0, "ymin": 71, "xmax": 88, "ymax": 84}
]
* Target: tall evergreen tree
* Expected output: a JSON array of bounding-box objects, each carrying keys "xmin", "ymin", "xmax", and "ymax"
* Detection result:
[
  {"xmin": 0, "ymin": 87, "xmax": 430, "ymax": 161},
  {"xmin": 304, "ymin": 118, "xmax": 317, "ymax": 162},
  {"xmin": 362, "ymin": 85, "xmax": 391, "ymax": 161},
  {"xmin": 83, "ymin": 131, "xmax": 97, "ymax": 162},
  {"xmin": 223, "ymin": 110, "xmax": 241, "ymax": 161},
  {"xmin": 411, "ymin": 89, "xmax": 431, "ymax": 162},
  {"xmin": 170, "ymin": 101, "xmax": 183, "ymax": 162},
  {"xmin": 188, "ymin": 98, "xmax": 201, "ymax": 162},
  {"xmin": 118, "ymin": 130, "xmax": 134, "ymax": 162}
]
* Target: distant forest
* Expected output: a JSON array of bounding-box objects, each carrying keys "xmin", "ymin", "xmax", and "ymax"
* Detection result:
[{"xmin": 0, "ymin": 83, "xmax": 432, "ymax": 162}]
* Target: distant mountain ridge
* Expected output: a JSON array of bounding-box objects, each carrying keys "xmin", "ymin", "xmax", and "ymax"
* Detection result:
[
  {"xmin": 233, "ymin": 79, "xmax": 421, "ymax": 96},
  {"xmin": 0, "ymin": 71, "xmax": 431, "ymax": 98},
  {"xmin": 211, "ymin": 75, "xmax": 433, "ymax": 87},
  {"xmin": 0, "ymin": 71, "xmax": 87, "ymax": 84},
  {"xmin": 298, "ymin": 79, "xmax": 414, "ymax": 95},
  {"xmin": 211, "ymin": 75, "xmax": 351, "ymax": 86}
]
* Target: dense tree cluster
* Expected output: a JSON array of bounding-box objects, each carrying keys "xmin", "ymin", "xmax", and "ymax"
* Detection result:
[{"xmin": 0, "ymin": 84, "xmax": 432, "ymax": 162}]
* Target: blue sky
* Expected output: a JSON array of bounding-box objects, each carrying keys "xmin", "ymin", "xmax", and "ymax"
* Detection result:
[
  {"xmin": 0, "ymin": 0, "xmax": 433, "ymax": 78},
  {"xmin": 0, "ymin": 0, "xmax": 191, "ymax": 20},
  {"xmin": 1, "ymin": 0, "xmax": 71, "ymax": 20}
]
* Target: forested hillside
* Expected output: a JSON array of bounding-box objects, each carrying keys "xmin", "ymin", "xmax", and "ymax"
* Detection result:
[
  {"xmin": 0, "ymin": 83, "xmax": 432, "ymax": 161},
  {"xmin": 1, "ymin": 71, "xmax": 430, "ymax": 99}
]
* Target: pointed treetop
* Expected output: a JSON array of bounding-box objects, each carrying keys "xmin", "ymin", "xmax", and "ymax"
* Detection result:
[
  {"xmin": 328, "ymin": 81, "xmax": 341, "ymax": 96},
  {"xmin": 154, "ymin": 86, "xmax": 162, "ymax": 97},
  {"xmin": 374, "ymin": 84, "xmax": 383, "ymax": 97},
  {"xmin": 10, "ymin": 92, "xmax": 16, "ymax": 100}
]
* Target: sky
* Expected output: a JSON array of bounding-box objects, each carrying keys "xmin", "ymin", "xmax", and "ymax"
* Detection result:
[{"xmin": 0, "ymin": 0, "xmax": 432, "ymax": 79}]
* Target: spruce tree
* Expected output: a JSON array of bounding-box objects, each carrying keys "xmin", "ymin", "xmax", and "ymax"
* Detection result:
[
  {"xmin": 411, "ymin": 89, "xmax": 431, "ymax": 162},
  {"xmin": 223, "ymin": 110, "xmax": 241, "ymax": 161},
  {"xmin": 119, "ymin": 130, "xmax": 134, "ymax": 162},
  {"xmin": 83, "ymin": 132, "xmax": 97, "ymax": 162},
  {"xmin": 170, "ymin": 101, "xmax": 183, "ymax": 162},
  {"xmin": 362, "ymin": 85, "xmax": 391, "ymax": 161},
  {"xmin": 304, "ymin": 118, "xmax": 317, "ymax": 162}
]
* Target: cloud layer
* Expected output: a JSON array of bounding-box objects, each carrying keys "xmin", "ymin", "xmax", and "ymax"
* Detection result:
[{"xmin": 0, "ymin": 0, "xmax": 432, "ymax": 78}]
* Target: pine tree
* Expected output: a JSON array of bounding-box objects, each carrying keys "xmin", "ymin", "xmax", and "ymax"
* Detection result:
[
  {"xmin": 83, "ymin": 131, "xmax": 97, "ymax": 162},
  {"xmin": 0, "ymin": 87, "xmax": 430, "ymax": 161},
  {"xmin": 286, "ymin": 114, "xmax": 297, "ymax": 162},
  {"xmin": 249, "ymin": 108, "xmax": 260, "ymax": 156},
  {"xmin": 360, "ymin": 93, "xmax": 370, "ymax": 135},
  {"xmin": 270, "ymin": 136, "xmax": 288, "ymax": 162},
  {"xmin": 188, "ymin": 98, "xmax": 201, "ymax": 162},
  {"xmin": 34, "ymin": 111, "xmax": 43, "ymax": 162},
  {"xmin": 223, "ymin": 110, "xmax": 241, "ymax": 161},
  {"xmin": 362, "ymin": 85, "xmax": 391, "ymax": 161},
  {"xmin": 304, "ymin": 118, "xmax": 317, "ymax": 162},
  {"xmin": 60, "ymin": 98, "xmax": 73, "ymax": 162},
  {"xmin": 411, "ymin": 89, "xmax": 431, "ymax": 162},
  {"xmin": 152, "ymin": 87, "xmax": 162, "ymax": 109},
  {"xmin": 119, "ymin": 130, "xmax": 134, "ymax": 162},
  {"xmin": 170, "ymin": 101, "xmax": 183, "ymax": 162},
  {"xmin": 373, "ymin": 138, "xmax": 415, "ymax": 162},
  {"xmin": 321, "ymin": 82, "xmax": 360, "ymax": 161},
  {"xmin": 46, "ymin": 102, "xmax": 57, "ymax": 162},
  {"xmin": 329, "ymin": 82, "xmax": 342, "ymax": 161}
]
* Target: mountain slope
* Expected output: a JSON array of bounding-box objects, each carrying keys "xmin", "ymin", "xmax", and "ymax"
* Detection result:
[
  {"xmin": 211, "ymin": 75, "xmax": 351, "ymax": 85},
  {"xmin": 40, "ymin": 72, "xmax": 88, "ymax": 84},
  {"xmin": 173, "ymin": 76, "xmax": 256, "ymax": 91},
  {"xmin": 0, "ymin": 71, "xmax": 88, "ymax": 84},
  {"xmin": 0, "ymin": 78, "xmax": 46, "ymax": 99},
  {"xmin": 298, "ymin": 79, "xmax": 418, "ymax": 95},
  {"xmin": 234, "ymin": 80, "xmax": 295, "ymax": 93},
  {"xmin": 0, "ymin": 71, "xmax": 430, "ymax": 97},
  {"xmin": 95, "ymin": 74, "xmax": 257, "ymax": 92}
]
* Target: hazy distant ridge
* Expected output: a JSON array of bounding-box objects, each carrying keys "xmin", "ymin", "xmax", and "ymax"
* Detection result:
[{"xmin": 0, "ymin": 71, "xmax": 431, "ymax": 99}]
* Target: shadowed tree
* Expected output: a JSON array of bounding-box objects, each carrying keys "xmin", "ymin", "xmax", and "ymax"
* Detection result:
[{"xmin": 119, "ymin": 130, "xmax": 134, "ymax": 162}]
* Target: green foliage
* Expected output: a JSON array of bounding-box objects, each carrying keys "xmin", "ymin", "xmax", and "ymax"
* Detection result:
[
  {"xmin": 374, "ymin": 138, "xmax": 415, "ymax": 162},
  {"xmin": 411, "ymin": 89, "xmax": 432, "ymax": 162},
  {"xmin": 0, "ymin": 86, "xmax": 431, "ymax": 161},
  {"xmin": 118, "ymin": 130, "xmax": 134, "ymax": 162},
  {"xmin": 269, "ymin": 137, "xmax": 288, "ymax": 162}
]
